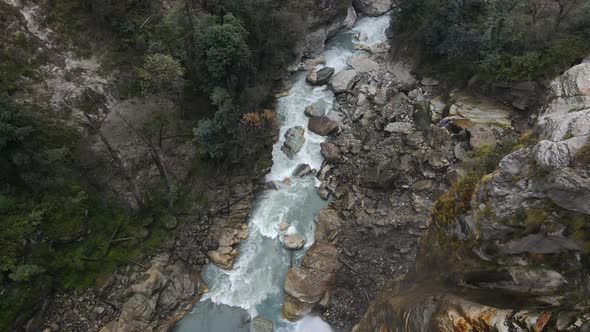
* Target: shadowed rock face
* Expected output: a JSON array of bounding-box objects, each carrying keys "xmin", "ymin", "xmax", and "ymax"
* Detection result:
[
  {"xmin": 281, "ymin": 204, "xmax": 344, "ymax": 321},
  {"xmin": 353, "ymin": 283, "xmax": 555, "ymax": 332},
  {"xmin": 352, "ymin": 0, "xmax": 394, "ymax": 16},
  {"xmin": 354, "ymin": 62, "xmax": 590, "ymax": 331},
  {"xmin": 99, "ymin": 255, "xmax": 207, "ymax": 332}
]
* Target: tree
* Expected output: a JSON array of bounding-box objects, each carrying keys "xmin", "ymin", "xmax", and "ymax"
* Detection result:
[
  {"xmin": 137, "ymin": 53, "xmax": 185, "ymax": 98},
  {"xmin": 0, "ymin": 98, "xmax": 32, "ymax": 152},
  {"xmin": 554, "ymin": 0, "xmax": 584, "ymax": 31},
  {"xmin": 193, "ymin": 87, "xmax": 238, "ymax": 159},
  {"xmin": 200, "ymin": 14, "xmax": 252, "ymax": 89}
]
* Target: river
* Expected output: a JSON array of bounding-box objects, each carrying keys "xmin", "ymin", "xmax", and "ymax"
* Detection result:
[{"xmin": 174, "ymin": 13, "xmax": 391, "ymax": 332}]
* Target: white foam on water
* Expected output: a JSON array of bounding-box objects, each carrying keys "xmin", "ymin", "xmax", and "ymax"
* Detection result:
[
  {"xmin": 294, "ymin": 316, "xmax": 334, "ymax": 332},
  {"xmin": 324, "ymin": 47, "xmax": 354, "ymax": 72},
  {"xmin": 351, "ymin": 14, "xmax": 391, "ymax": 47},
  {"xmin": 268, "ymin": 78, "xmax": 335, "ymax": 182}
]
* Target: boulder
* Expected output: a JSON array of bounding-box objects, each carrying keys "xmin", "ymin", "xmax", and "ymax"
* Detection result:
[
  {"xmin": 320, "ymin": 142, "xmax": 340, "ymax": 162},
  {"xmin": 352, "ymin": 0, "xmax": 394, "ymax": 16},
  {"xmin": 467, "ymin": 124, "xmax": 497, "ymax": 149},
  {"xmin": 281, "ymin": 126, "xmax": 305, "ymax": 157},
  {"xmin": 532, "ymin": 140, "xmax": 572, "ymax": 169},
  {"xmin": 100, "ymin": 257, "xmax": 205, "ymax": 332},
  {"xmin": 207, "ymin": 250, "xmax": 234, "ymax": 270},
  {"xmin": 282, "ymin": 295, "xmax": 314, "ymax": 321},
  {"xmin": 283, "ymin": 234, "xmax": 306, "ymax": 250},
  {"xmin": 284, "ymin": 267, "xmax": 335, "ymax": 303},
  {"xmin": 546, "ymin": 168, "xmax": 590, "ymax": 215},
  {"xmin": 279, "ymin": 221, "xmax": 291, "ymax": 232},
  {"xmin": 498, "ymin": 233, "xmax": 580, "ymax": 254},
  {"xmin": 429, "ymin": 95, "xmax": 447, "ymax": 123},
  {"xmin": 265, "ymin": 181, "xmax": 280, "ymax": 190},
  {"xmin": 282, "ymin": 242, "xmax": 341, "ymax": 321},
  {"xmin": 384, "ymin": 122, "xmax": 416, "ymax": 134},
  {"xmin": 249, "ymin": 317, "xmax": 273, "ymax": 332},
  {"xmin": 315, "ymin": 204, "xmax": 345, "ymax": 241},
  {"xmin": 353, "ymin": 287, "xmax": 556, "ymax": 332},
  {"xmin": 346, "ymin": 54, "xmax": 379, "ymax": 73},
  {"xmin": 304, "ymin": 101, "xmax": 329, "ymax": 117},
  {"xmin": 307, "ymin": 67, "xmax": 335, "ymax": 85},
  {"xmin": 448, "ymin": 91, "xmax": 513, "ymax": 127},
  {"xmin": 329, "ymin": 69, "xmax": 358, "ymax": 94},
  {"xmin": 292, "ymin": 164, "xmax": 312, "ymax": 178},
  {"xmin": 308, "ymin": 116, "xmax": 339, "ymax": 136},
  {"xmin": 386, "ymin": 60, "xmax": 417, "ymax": 90},
  {"xmin": 318, "ymin": 183, "xmax": 330, "ymax": 200}
]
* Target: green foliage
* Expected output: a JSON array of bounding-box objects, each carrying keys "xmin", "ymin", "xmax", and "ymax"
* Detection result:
[
  {"xmin": 47, "ymin": 0, "xmax": 158, "ymax": 50},
  {"xmin": 0, "ymin": 98, "xmax": 32, "ymax": 150},
  {"xmin": 8, "ymin": 264, "xmax": 46, "ymax": 282},
  {"xmin": 137, "ymin": 53, "xmax": 185, "ymax": 97},
  {"xmin": 394, "ymin": 0, "xmax": 590, "ymax": 81},
  {"xmin": 193, "ymin": 87, "xmax": 241, "ymax": 159},
  {"xmin": 194, "ymin": 117, "xmax": 226, "ymax": 159},
  {"xmin": 200, "ymin": 14, "xmax": 252, "ymax": 88},
  {"xmin": 462, "ymin": 139, "xmax": 518, "ymax": 176},
  {"xmin": 0, "ymin": 3, "xmax": 45, "ymax": 96},
  {"xmin": 433, "ymin": 175, "xmax": 478, "ymax": 225}
]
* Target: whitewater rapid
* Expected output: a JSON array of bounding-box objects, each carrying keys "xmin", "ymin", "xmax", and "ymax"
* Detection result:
[{"xmin": 174, "ymin": 11, "xmax": 391, "ymax": 332}]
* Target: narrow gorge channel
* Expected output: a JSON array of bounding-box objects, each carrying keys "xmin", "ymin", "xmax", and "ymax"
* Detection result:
[{"xmin": 174, "ymin": 14, "xmax": 391, "ymax": 332}]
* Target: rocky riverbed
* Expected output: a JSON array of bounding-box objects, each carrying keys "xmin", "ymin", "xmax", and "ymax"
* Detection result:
[
  {"xmin": 12, "ymin": 0, "xmax": 590, "ymax": 329},
  {"xmin": 275, "ymin": 13, "xmax": 590, "ymax": 330}
]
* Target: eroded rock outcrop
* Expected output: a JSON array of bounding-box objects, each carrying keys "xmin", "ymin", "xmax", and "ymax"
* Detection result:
[
  {"xmin": 282, "ymin": 126, "xmax": 306, "ymax": 157},
  {"xmin": 281, "ymin": 204, "xmax": 345, "ymax": 320},
  {"xmin": 352, "ymin": 0, "xmax": 394, "ymax": 16},
  {"xmin": 295, "ymin": 5, "xmax": 357, "ymax": 58},
  {"xmin": 353, "ymin": 61, "xmax": 590, "ymax": 331},
  {"xmin": 99, "ymin": 255, "xmax": 207, "ymax": 332}
]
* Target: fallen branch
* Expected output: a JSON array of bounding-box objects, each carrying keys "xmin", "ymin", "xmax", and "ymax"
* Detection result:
[
  {"xmin": 128, "ymin": 258, "xmax": 148, "ymax": 269},
  {"xmin": 338, "ymin": 257, "xmax": 357, "ymax": 274},
  {"xmin": 111, "ymin": 237, "xmax": 137, "ymax": 243},
  {"xmin": 362, "ymin": 287, "xmax": 371, "ymax": 303}
]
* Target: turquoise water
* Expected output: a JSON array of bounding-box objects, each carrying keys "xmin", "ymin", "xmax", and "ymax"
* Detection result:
[{"xmin": 174, "ymin": 12, "xmax": 391, "ymax": 332}]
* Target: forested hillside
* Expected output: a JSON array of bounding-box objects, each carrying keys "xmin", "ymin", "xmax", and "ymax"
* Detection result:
[
  {"xmin": 0, "ymin": 0, "xmax": 351, "ymax": 329},
  {"xmin": 393, "ymin": 0, "xmax": 590, "ymax": 81}
]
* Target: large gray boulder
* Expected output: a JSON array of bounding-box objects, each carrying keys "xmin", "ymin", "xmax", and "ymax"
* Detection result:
[
  {"xmin": 282, "ymin": 242, "xmax": 341, "ymax": 320},
  {"xmin": 307, "ymin": 67, "xmax": 335, "ymax": 85},
  {"xmin": 304, "ymin": 101, "xmax": 329, "ymax": 117},
  {"xmin": 283, "ymin": 234, "xmax": 306, "ymax": 250},
  {"xmin": 329, "ymin": 69, "xmax": 358, "ymax": 94},
  {"xmin": 353, "ymin": 0, "xmax": 394, "ymax": 16},
  {"xmin": 295, "ymin": 5, "xmax": 357, "ymax": 57},
  {"xmin": 320, "ymin": 142, "xmax": 340, "ymax": 162},
  {"xmin": 308, "ymin": 116, "xmax": 339, "ymax": 136},
  {"xmin": 281, "ymin": 126, "xmax": 305, "ymax": 157},
  {"xmin": 292, "ymin": 164, "xmax": 312, "ymax": 178},
  {"xmin": 346, "ymin": 54, "xmax": 379, "ymax": 73},
  {"xmin": 384, "ymin": 122, "xmax": 415, "ymax": 134},
  {"xmin": 249, "ymin": 317, "xmax": 273, "ymax": 332}
]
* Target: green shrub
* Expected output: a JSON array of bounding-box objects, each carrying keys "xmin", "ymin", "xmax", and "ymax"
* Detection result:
[
  {"xmin": 394, "ymin": 0, "xmax": 590, "ymax": 82},
  {"xmin": 575, "ymin": 141, "xmax": 590, "ymax": 166},
  {"xmin": 8, "ymin": 264, "xmax": 46, "ymax": 282}
]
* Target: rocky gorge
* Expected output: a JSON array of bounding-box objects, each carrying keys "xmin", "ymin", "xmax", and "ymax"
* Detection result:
[{"xmin": 4, "ymin": 0, "xmax": 590, "ymax": 331}]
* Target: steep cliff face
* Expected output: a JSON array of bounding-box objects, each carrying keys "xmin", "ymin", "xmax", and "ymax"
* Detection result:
[
  {"xmin": 353, "ymin": 61, "xmax": 590, "ymax": 331},
  {"xmin": 295, "ymin": 0, "xmax": 356, "ymax": 58}
]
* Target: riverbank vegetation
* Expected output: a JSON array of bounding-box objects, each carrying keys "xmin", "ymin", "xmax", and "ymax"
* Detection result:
[
  {"xmin": 393, "ymin": 0, "xmax": 590, "ymax": 82},
  {"xmin": 1, "ymin": 0, "xmax": 341, "ymax": 329}
]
